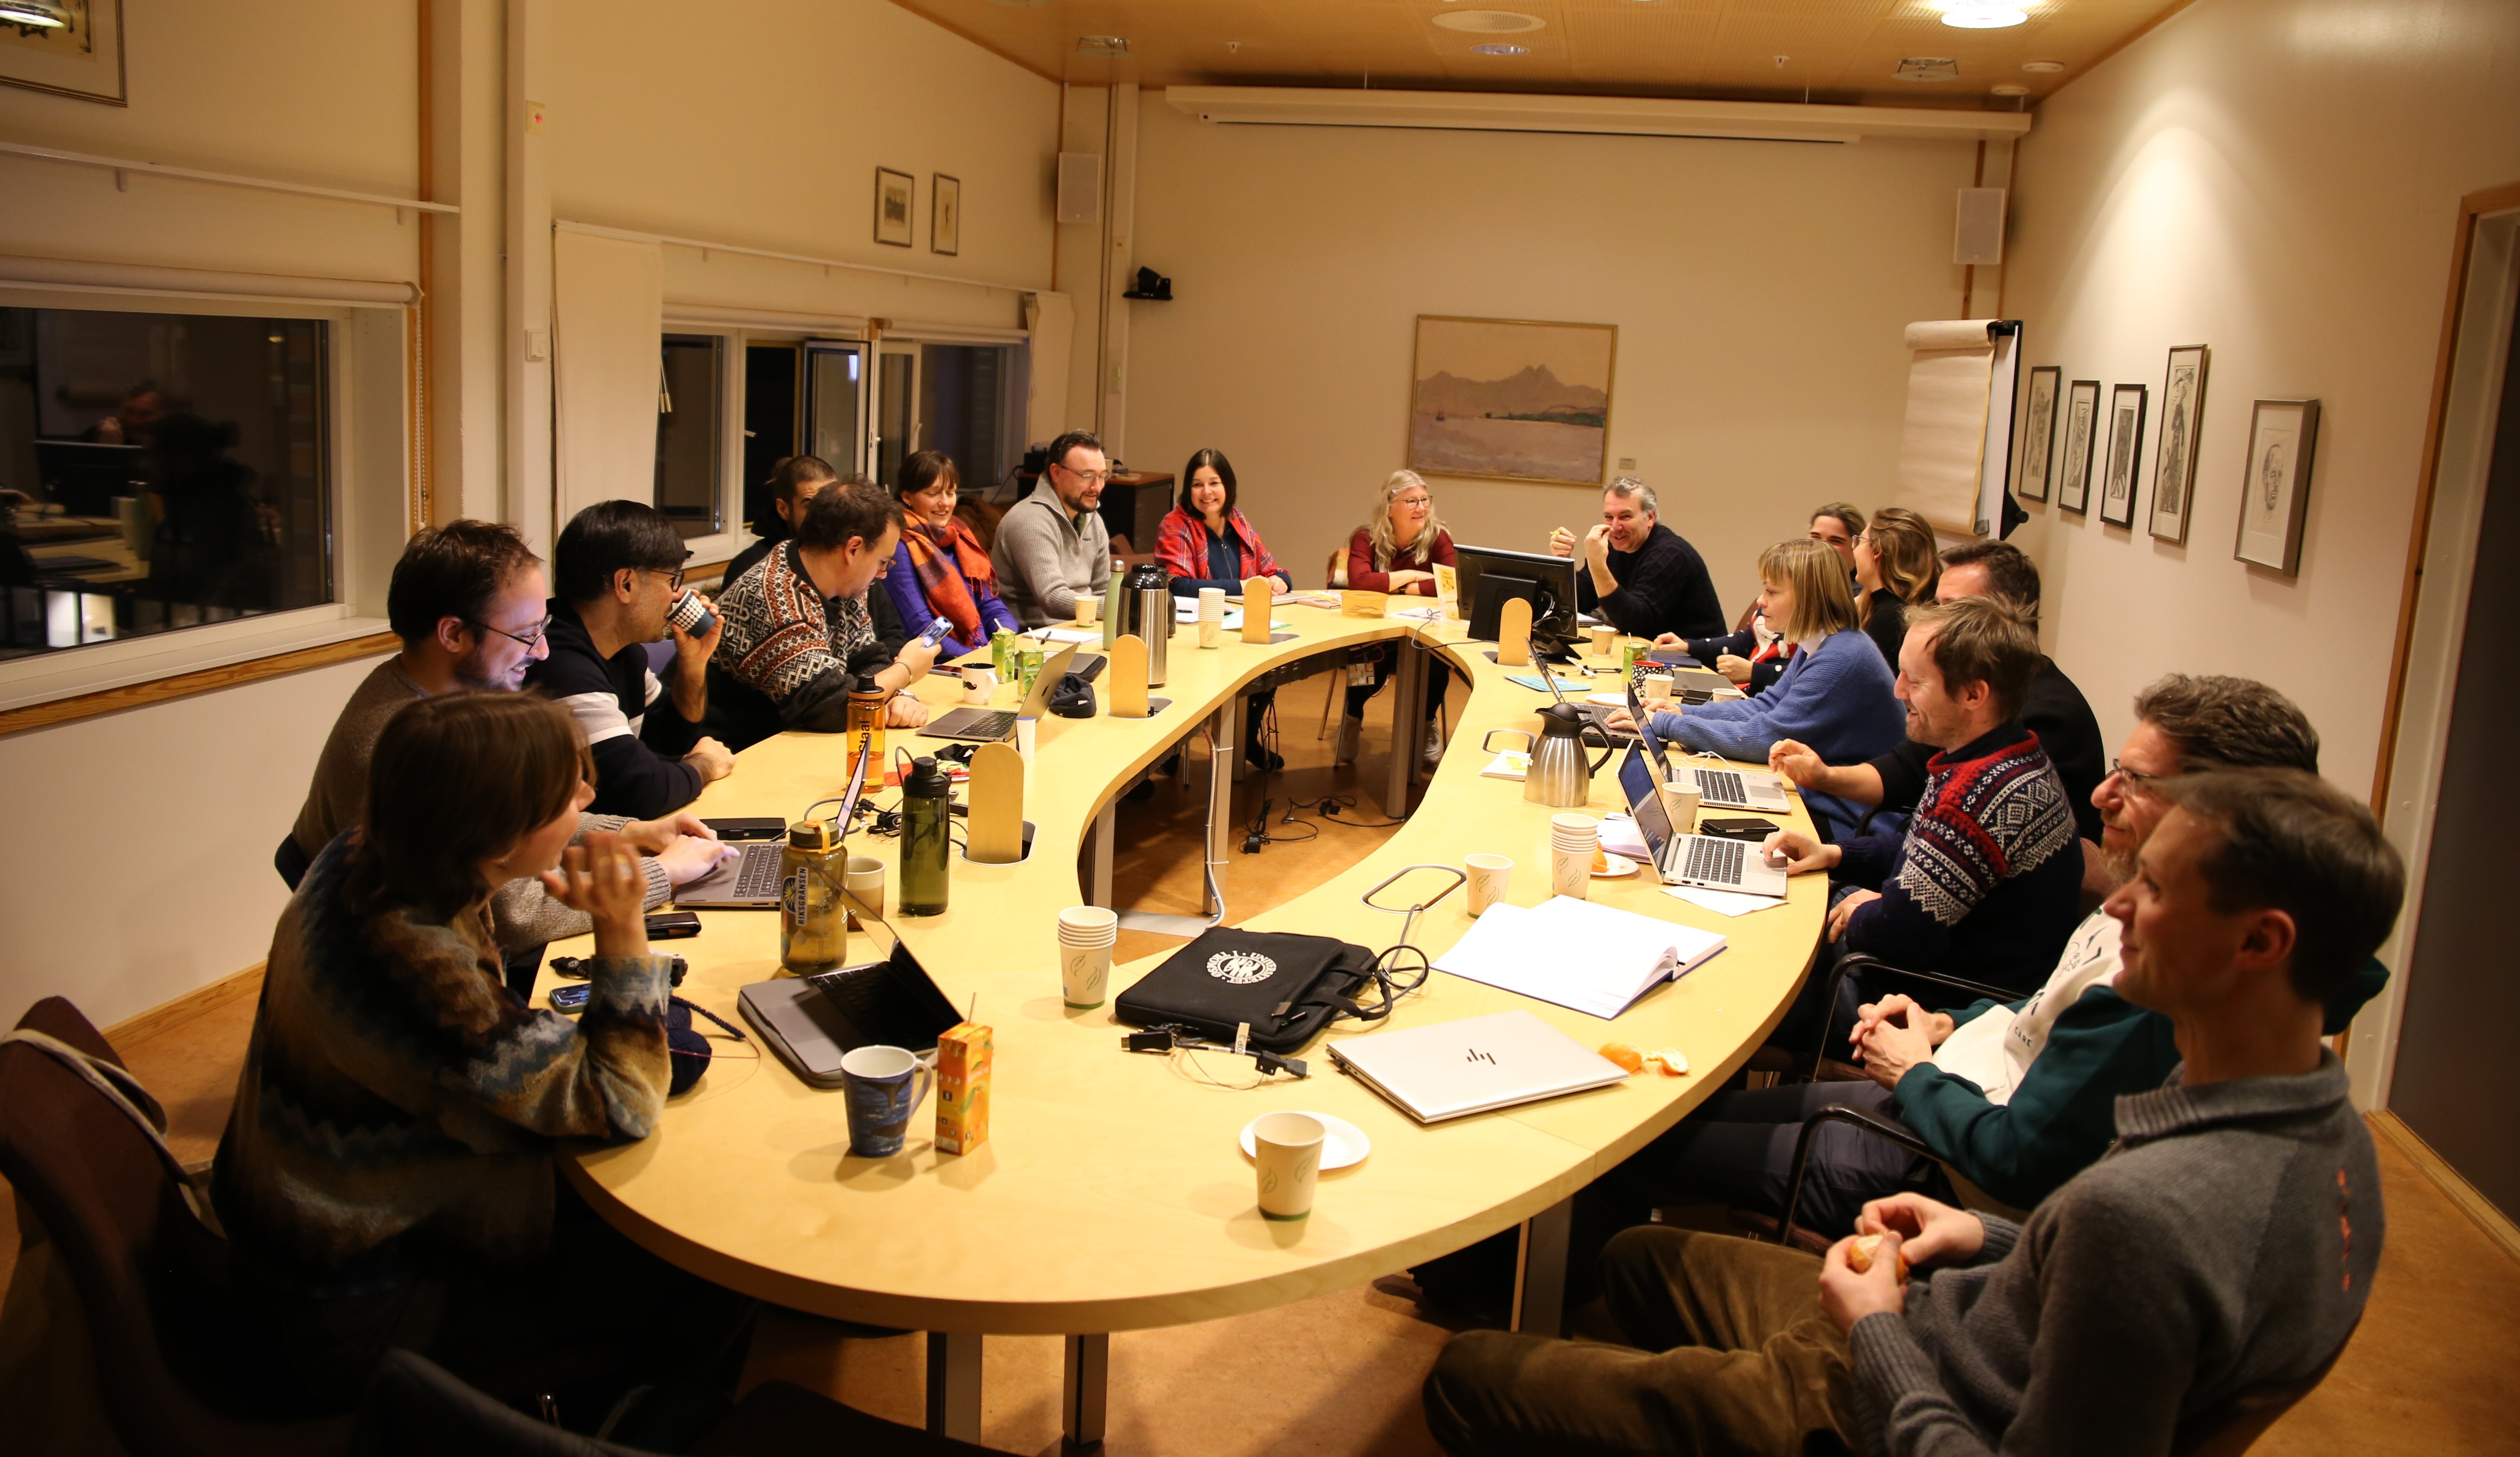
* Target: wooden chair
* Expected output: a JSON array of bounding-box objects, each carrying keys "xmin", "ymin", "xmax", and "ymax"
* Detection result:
[{"xmin": 2170, "ymin": 1334, "xmax": 2353, "ymax": 1457}]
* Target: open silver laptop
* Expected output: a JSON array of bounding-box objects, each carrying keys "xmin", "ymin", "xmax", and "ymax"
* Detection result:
[
  {"xmin": 1327, "ymin": 1009, "xmax": 1629, "ymax": 1123},
  {"xmin": 921, "ymin": 640, "xmax": 1081, "ymax": 743},
  {"xmin": 1619, "ymin": 745, "xmax": 1791, "ymax": 898},
  {"xmin": 675, "ymin": 735, "xmax": 872, "ymax": 909},
  {"xmin": 1610, "ymin": 682, "xmax": 1792, "ymax": 813}
]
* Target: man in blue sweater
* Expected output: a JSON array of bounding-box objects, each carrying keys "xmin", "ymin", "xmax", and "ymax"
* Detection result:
[{"xmin": 1426, "ymin": 767, "xmax": 2398, "ymax": 1457}]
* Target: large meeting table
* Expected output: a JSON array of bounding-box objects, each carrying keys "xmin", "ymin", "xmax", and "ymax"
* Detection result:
[{"xmin": 554, "ymin": 600, "xmax": 1828, "ymax": 1446}]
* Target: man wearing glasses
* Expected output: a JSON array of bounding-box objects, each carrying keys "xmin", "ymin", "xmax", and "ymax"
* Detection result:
[
  {"xmin": 991, "ymin": 429, "xmax": 1114, "ymax": 628},
  {"xmin": 287, "ymin": 519, "xmax": 734, "ymax": 994},
  {"xmin": 531, "ymin": 500, "xmax": 736, "ymax": 819}
]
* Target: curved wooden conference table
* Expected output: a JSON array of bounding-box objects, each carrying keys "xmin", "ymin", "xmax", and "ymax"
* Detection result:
[{"xmin": 555, "ymin": 603, "xmax": 1826, "ymax": 1445}]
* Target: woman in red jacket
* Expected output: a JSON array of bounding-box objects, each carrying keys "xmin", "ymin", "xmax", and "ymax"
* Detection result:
[
  {"xmin": 1337, "ymin": 470, "xmax": 1456, "ymax": 768},
  {"xmin": 1156, "ymin": 448, "xmax": 1292, "ymax": 769}
]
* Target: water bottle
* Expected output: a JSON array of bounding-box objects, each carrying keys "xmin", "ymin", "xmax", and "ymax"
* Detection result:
[
  {"xmin": 778, "ymin": 820, "xmax": 847, "ymax": 973},
  {"xmin": 897, "ymin": 752, "xmax": 954, "ymax": 917},
  {"xmin": 1099, "ymin": 556, "xmax": 1125, "ymax": 650}
]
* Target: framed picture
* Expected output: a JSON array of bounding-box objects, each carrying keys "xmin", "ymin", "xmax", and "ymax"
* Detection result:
[
  {"xmin": 2018, "ymin": 366, "xmax": 2061, "ymax": 502},
  {"xmin": 2236, "ymin": 399, "xmax": 2321, "ymax": 575},
  {"xmin": 2057, "ymin": 379, "xmax": 2100, "ymax": 514},
  {"xmin": 2148, "ymin": 345, "xmax": 2210, "ymax": 544},
  {"xmin": 2099, "ymin": 382, "xmax": 2147, "ymax": 527},
  {"xmin": 1406, "ymin": 315, "xmax": 1616, "ymax": 485},
  {"xmin": 874, "ymin": 168, "xmax": 915, "ymax": 248},
  {"xmin": 930, "ymin": 174, "xmax": 960, "ymax": 256},
  {"xmin": 1, "ymin": 0, "xmax": 126, "ymax": 106}
]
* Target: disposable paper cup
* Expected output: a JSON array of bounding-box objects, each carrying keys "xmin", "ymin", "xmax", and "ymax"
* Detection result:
[
  {"xmin": 1664, "ymin": 782, "xmax": 1702, "ymax": 834},
  {"xmin": 1015, "ymin": 717, "xmax": 1038, "ymax": 763},
  {"xmin": 1075, "ymin": 597, "xmax": 1099, "ymax": 627},
  {"xmin": 1465, "ymin": 854, "xmax": 1513, "ymax": 915},
  {"xmin": 1549, "ymin": 815, "xmax": 1598, "ymax": 901},
  {"xmin": 1252, "ymin": 1111, "xmax": 1325, "ymax": 1222},
  {"xmin": 1197, "ymin": 587, "xmax": 1226, "ymax": 621},
  {"xmin": 1199, "ymin": 619, "xmax": 1222, "ymax": 649},
  {"xmin": 1587, "ymin": 625, "xmax": 1618, "ymax": 656},
  {"xmin": 844, "ymin": 855, "xmax": 885, "ymax": 931},
  {"xmin": 1058, "ymin": 906, "xmax": 1120, "ymax": 1008}
]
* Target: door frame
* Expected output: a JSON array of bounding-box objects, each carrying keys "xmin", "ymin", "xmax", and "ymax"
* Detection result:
[{"xmin": 2359, "ymin": 182, "xmax": 2520, "ymax": 1111}]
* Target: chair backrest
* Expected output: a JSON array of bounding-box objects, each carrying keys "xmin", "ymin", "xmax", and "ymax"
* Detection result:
[
  {"xmin": 1326, "ymin": 547, "xmax": 1348, "ymax": 589},
  {"xmin": 15, "ymin": 994, "xmax": 123, "ymax": 1066},
  {"xmin": 350, "ymin": 1350, "xmax": 642, "ymax": 1457},
  {"xmin": 2169, "ymin": 1332, "xmax": 2354, "ymax": 1457},
  {"xmin": 0, "ymin": 1001, "xmax": 349, "ymax": 1457}
]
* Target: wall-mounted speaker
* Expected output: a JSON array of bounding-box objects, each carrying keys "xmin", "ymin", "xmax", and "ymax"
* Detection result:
[
  {"xmin": 1954, "ymin": 186, "xmax": 2006, "ymax": 266},
  {"xmin": 1057, "ymin": 152, "xmax": 1102, "ymax": 225}
]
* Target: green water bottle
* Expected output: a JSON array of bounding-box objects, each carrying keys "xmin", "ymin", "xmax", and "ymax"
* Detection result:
[{"xmin": 897, "ymin": 752, "xmax": 954, "ymax": 916}]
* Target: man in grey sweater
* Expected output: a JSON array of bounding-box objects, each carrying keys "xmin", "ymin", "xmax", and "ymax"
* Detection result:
[
  {"xmin": 1423, "ymin": 766, "xmax": 2398, "ymax": 1457},
  {"xmin": 991, "ymin": 429, "xmax": 1112, "ymax": 627}
]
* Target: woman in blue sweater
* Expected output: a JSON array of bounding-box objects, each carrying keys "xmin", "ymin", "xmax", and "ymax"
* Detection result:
[{"xmin": 1610, "ymin": 538, "xmax": 1902, "ymax": 839}]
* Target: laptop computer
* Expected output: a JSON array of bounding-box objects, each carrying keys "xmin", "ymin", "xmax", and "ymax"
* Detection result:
[
  {"xmin": 922, "ymin": 640, "xmax": 1082, "ymax": 743},
  {"xmin": 1617, "ymin": 746, "xmax": 1791, "ymax": 898},
  {"xmin": 1327, "ymin": 1009, "xmax": 1631, "ymax": 1123},
  {"xmin": 675, "ymin": 736, "xmax": 872, "ymax": 909},
  {"xmin": 737, "ymin": 937, "xmax": 966, "ymax": 1089}
]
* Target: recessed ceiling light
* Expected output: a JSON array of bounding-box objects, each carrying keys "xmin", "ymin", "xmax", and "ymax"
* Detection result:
[
  {"xmin": 1990, "ymin": 83, "xmax": 2030, "ymax": 96},
  {"xmin": 1471, "ymin": 42, "xmax": 1530, "ymax": 55},
  {"xmin": 1075, "ymin": 35, "xmax": 1129, "ymax": 56},
  {"xmin": 1435, "ymin": 10, "xmax": 1546, "ymax": 34},
  {"xmin": 2021, "ymin": 60, "xmax": 2065, "ymax": 72},
  {"xmin": 1942, "ymin": 5, "xmax": 2029, "ymax": 27}
]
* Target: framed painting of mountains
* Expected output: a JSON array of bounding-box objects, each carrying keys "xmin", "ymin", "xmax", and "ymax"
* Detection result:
[{"xmin": 1408, "ymin": 315, "xmax": 1617, "ymax": 485}]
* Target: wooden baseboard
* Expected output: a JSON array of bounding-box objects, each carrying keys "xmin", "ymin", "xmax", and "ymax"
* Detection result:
[
  {"xmin": 103, "ymin": 962, "xmax": 264, "ymax": 1049},
  {"xmin": 2370, "ymin": 1110, "xmax": 2520, "ymax": 1266}
]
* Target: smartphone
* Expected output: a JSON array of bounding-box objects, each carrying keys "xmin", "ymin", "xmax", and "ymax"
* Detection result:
[
  {"xmin": 549, "ymin": 954, "xmax": 688, "ymax": 988},
  {"xmin": 1696, "ymin": 817, "xmax": 1779, "ymax": 842},
  {"xmin": 646, "ymin": 910, "xmax": 703, "ymax": 939},
  {"xmin": 549, "ymin": 983, "xmax": 591, "ymax": 1013},
  {"xmin": 915, "ymin": 616, "xmax": 954, "ymax": 648},
  {"xmin": 700, "ymin": 816, "xmax": 786, "ymax": 841}
]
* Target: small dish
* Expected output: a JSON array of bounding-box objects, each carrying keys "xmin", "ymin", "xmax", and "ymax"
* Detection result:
[
  {"xmin": 1239, "ymin": 1110, "xmax": 1371, "ymax": 1170},
  {"xmin": 1592, "ymin": 852, "xmax": 1639, "ymax": 878}
]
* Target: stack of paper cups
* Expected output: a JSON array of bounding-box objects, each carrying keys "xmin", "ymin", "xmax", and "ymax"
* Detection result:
[
  {"xmin": 1198, "ymin": 587, "xmax": 1226, "ymax": 649},
  {"xmin": 1058, "ymin": 905, "xmax": 1120, "ymax": 1008},
  {"xmin": 1549, "ymin": 813, "xmax": 1598, "ymax": 901}
]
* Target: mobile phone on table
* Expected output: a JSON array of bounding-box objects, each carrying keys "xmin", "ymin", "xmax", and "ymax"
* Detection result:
[
  {"xmin": 646, "ymin": 910, "xmax": 702, "ymax": 939},
  {"xmin": 1696, "ymin": 817, "xmax": 1779, "ymax": 843}
]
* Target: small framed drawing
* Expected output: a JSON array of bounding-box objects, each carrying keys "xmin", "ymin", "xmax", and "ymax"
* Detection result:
[
  {"xmin": 2057, "ymin": 379, "xmax": 2100, "ymax": 514},
  {"xmin": 2098, "ymin": 383, "xmax": 2147, "ymax": 527},
  {"xmin": 1, "ymin": 0, "xmax": 126, "ymax": 105},
  {"xmin": 2235, "ymin": 399, "xmax": 2320, "ymax": 575},
  {"xmin": 2018, "ymin": 366, "xmax": 2061, "ymax": 502},
  {"xmin": 930, "ymin": 174, "xmax": 960, "ymax": 256},
  {"xmin": 874, "ymin": 168, "xmax": 915, "ymax": 248},
  {"xmin": 2148, "ymin": 345, "xmax": 2210, "ymax": 544}
]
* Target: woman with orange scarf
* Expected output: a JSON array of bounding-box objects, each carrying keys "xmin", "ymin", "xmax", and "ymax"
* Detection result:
[{"xmin": 883, "ymin": 450, "xmax": 1022, "ymax": 657}]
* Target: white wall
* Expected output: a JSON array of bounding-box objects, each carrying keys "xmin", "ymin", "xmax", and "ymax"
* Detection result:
[
  {"xmin": 2001, "ymin": 0, "xmax": 2520, "ymax": 801},
  {"xmin": 1124, "ymin": 95, "xmax": 1988, "ymax": 609}
]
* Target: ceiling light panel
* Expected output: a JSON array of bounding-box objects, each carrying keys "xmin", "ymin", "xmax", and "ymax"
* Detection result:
[{"xmin": 1431, "ymin": 10, "xmax": 1546, "ymax": 34}]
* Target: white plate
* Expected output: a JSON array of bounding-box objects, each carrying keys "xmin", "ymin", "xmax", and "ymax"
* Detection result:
[
  {"xmin": 1238, "ymin": 1111, "xmax": 1371, "ymax": 1170},
  {"xmin": 1592, "ymin": 852, "xmax": 1639, "ymax": 878}
]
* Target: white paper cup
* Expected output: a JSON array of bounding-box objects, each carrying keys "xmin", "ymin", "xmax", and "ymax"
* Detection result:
[
  {"xmin": 1252, "ymin": 1110, "xmax": 1325, "ymax": 1222},
  {"xmin": 1197, "ymin": 587, "xmax": 1226, "ymax": 621},
  {"xmin": 1664, "ymin": 782, "xmax": 1702, "ymax": 834},
  {"xmin": 844, "ymin": 855, "xmax": 885, "ymax": 930},
  {"xmin": 1015, "ymin": 717, "xmax": 1038, "ymax": 763},
  {"xmin": 1199, "ymin": 619, "xmax": 1221, "ymax": 649},
  {"xmin": 1465, "ymin": 854, "xmax": 1513, "ymax": 915},
  {"xmin": 1074, "ymin": 596, "xmax": 1099, "ymax": 627},
  {"xmin": 1058, "ymin": 906, "xmax": 1120, "ymax": 1008},
  {"xmin": 1549, "ymin": 814, "xmax": 1598, "ymax": 900}
]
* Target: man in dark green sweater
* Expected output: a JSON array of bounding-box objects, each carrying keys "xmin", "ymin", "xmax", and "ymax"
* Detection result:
[{"xmin": 1426, "ymin": 766, "xmax": 2398, "ymax": 1456}]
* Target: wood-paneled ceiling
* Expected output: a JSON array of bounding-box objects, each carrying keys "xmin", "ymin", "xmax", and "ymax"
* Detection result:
[{"xmin": 889, "ymin": 0, "xmax": 2186, "ymax": 108}]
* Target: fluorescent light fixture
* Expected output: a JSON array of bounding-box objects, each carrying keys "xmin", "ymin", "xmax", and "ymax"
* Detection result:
[
  {"xmin": 1471, "ymin": 43, "xmax": 1530, "ymax": 55},
  {"xmin": 1942, "ymin": 6, "xmax": 2029, "ymax": 27},
  {"xmin": 1434, "ymin": 10, "xmax": 1546, "ymax": 33},
  {"xmin": 0, "ymin": 1, "xmax": 70, "ymax": 27}
]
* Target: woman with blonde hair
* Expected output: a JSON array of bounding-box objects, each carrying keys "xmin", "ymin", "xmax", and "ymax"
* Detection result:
[
  {"xmin": 1854, "ymin": 506, "xmax": 1942, "ymax": 669},
  {"xmin": 1609, "ymin": 539, "xmax": 1902, "ymax": 834},
  {"xmin": 1337, "ymin": 470, "xmax": 1457, "ymax": 766}
]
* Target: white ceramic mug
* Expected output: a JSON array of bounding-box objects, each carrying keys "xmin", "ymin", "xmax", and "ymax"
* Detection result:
[
  {"xmin": 1465, "ymin": 854, "xmax": 1513, "ymax": 915},
  {"xmin": 843, "ymin": 855, "xmax": 885, "ymax": 930},
  {"xmin": 1058, "ymin": 905, "xmax": 1120, "ymax": 1008},
  {"xmin": 1252, "ymin": 1110, "xmax": 1325, "ymax": 1221},
  {"xmin": 962, "ymin": 666, "xmax": 998, "ymax": 704}
]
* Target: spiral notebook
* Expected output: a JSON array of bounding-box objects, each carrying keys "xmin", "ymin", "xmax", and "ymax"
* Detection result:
[{"xmin": 1432, "ymin": 897, "xmax": 1727, "ymax": 1020}]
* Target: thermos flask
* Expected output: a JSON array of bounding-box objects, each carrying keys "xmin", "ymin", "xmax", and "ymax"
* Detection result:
[
  {"xmin": 778, "ymin": 820, "xmax": 847, "ymax": 973},
  {"xmin": 897, "ymin": 753, "xmax": 954, "ymax": 916}
]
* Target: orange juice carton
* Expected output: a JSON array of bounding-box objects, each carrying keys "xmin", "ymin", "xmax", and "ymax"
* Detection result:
[{"xmin": 935, "ymin": 1021, "xmax": 992, "ymax": 1156}]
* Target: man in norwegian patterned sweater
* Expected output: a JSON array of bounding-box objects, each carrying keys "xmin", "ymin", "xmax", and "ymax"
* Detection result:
[{"xmin": 1765, "ymin": 594, "xmax": 2084, "ymax": 1030}]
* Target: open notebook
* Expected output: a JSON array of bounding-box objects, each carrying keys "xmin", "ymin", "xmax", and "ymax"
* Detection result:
[{"xmin": 1432, "ymin": 896, "xmax": 1727, "ymax": 1020}]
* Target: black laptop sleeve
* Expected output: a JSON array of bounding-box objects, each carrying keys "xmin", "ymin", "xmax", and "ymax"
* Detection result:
[{"xmin": 1113, "ymin": 928, "xmax": 1383, "ymax": 1052}]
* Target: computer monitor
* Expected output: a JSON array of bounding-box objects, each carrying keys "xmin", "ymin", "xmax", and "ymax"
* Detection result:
[{"xmin": 1452, "ymin": 542, "xmax": 1582, "ymax": 648}]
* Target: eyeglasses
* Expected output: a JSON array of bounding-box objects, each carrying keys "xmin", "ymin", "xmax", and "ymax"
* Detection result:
[
  {"xmin": 2106, "ymin": 758, "xmax": 2165, "ymax": 793},
  {"xmin": 1394, "ymin": 495, "xmax": 1432, "ymax": 510},
  {"xmin": 1053, "ymin": 464, "xmax": 1112, "ymax": 485},
  {"xmin": 644, "ymin": 566, "xmax": 687, "ymax": 591},
  {"xmin": 472, "ymin": 614, "xmax": 553, "ymax": 649}
]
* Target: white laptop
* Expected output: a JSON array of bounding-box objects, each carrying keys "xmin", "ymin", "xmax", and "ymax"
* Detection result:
[
  {"xmin": 1327, "ymin": 1009, "xmax": 1630, "ymax": 1123},
  {"xmin": 1620, "ymin": 746, "xmax": 1791, "ymax": 898},
  {"xmin": 677, "ymin": 730, "xmax": 872, "ymax": 909}
]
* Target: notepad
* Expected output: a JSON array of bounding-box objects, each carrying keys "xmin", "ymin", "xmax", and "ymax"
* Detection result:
[
  {"xmin": 1027, "ymin": 627, "xmax": 1101, "ymax": 645},
  {"xmin": 1505, "ymin": 673, "xmax": 1592, "ymax": 695},
  {"xmin": 1480, "ymin": 749, "xmax": 1531, "ymax": 782},
  {"xmin": 1432, "ymin": 897, "xmax": 1727, "ymax": 1020}
]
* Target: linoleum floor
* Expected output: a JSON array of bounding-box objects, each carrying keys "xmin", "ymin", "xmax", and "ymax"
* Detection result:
[{"xmin": 6, "ymin": 672, "xmax": 2517, "ymax": 1453}]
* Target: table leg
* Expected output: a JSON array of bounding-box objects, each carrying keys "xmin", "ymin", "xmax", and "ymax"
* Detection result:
[
  {"xmin": 1062, "ymin": 1332, "xmax": 1109, "ymax": 1448},
  {"xmin": 1510, "ymin": 1196, "xmax": 1573, "ymax": 1339},
  {"xmin": 1205, "ymin": 700, "xmax": 1234, "ymax": 917},
  {"xmin": 1385, "ymin": 638, "xmax": 1424, "ymax": 817},
  {"xmin": 1228, "ymin": 691, "xmax": 1250, "ymax": 784},
  {"xmin": 926, "ymin": 1330, "xmax": 983, "ymax": 1441},
  {"xmin": 1090, "ymin": 802, "xmax": 1115, "ymax": 908}
]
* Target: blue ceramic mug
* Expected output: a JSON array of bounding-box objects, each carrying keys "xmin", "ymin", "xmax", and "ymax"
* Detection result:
[{"xmin": 840, "ymin": 1043, "xmax": 934, "ymax": 1158}]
